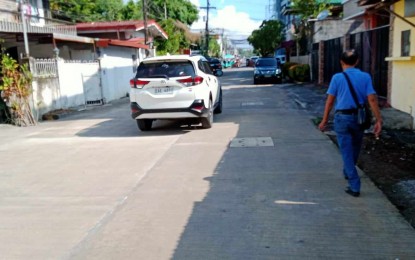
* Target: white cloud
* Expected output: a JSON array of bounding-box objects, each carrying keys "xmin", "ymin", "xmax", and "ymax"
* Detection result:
[{"xmin": 190, "ymin": 5, "xmax": 261, "ymax": 47}]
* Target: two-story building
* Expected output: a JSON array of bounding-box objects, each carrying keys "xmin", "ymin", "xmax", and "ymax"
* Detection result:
[{"xmin": 0, "ymin": 0, "xmax": 168, "ymax": 120}]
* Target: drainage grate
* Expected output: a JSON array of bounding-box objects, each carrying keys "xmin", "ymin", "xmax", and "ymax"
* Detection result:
[{"xmin": 230, "ymin": 137, "xmax": 274, "ymax": 148}]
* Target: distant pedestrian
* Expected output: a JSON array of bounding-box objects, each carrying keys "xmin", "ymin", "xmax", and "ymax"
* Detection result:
[{"xmin": 318, "ymin": 49, "xmax": 382, "ymax": 197}]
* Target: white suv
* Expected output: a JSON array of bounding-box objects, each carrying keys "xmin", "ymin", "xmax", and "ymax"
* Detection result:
[{"xmin": 130, "ymin": 55, "xmax": 222, "ymax": 131}]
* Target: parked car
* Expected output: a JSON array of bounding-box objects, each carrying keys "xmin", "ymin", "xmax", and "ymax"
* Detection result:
[
  {"xmin": 248, "ymin": 56, "xmax": 259, "ymax": 67},
  {"xmin": 206, "ymin": 57, "xmax": 223, "ymax": 76},
  {"xmin": 130, "ymin": 55, "xmax": 222, "ymax": 131},
  {"xmin": 253, "ymin": 57, "xmax": 282, "ymax": 84}
]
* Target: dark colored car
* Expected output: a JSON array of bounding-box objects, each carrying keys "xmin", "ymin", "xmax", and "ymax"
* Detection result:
[
  {"xmin": 253, "ymin": 57, "xmax": 282, "ymax": 84},
  {"xmin": 206, "ymin": 57, "xmax": 223, "ymax": 76}
]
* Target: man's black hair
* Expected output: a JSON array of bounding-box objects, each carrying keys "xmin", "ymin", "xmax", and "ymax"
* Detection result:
[{"xmin": 341, "ymin": 49, "xmax": 359, "ymax": 65}]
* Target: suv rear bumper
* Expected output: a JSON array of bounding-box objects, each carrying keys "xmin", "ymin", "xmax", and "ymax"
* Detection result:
[{"xmin": 131, "ymin": 100, "xmax": 209, "ymax": 119}]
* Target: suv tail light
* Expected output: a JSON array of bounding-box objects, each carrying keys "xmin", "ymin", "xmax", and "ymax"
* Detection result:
[
  {"xmin": 194, "ymin": 76, "xmax": 203, "ymax": 85},
  {"xmin": 177, "ymin": 76, "xmax": 204, "ymax": 87},
  {"xmin": 130, "ymin": 79, "xmax": 149, "ymax": 89}
]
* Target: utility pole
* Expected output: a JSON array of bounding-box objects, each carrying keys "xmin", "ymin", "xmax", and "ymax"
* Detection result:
[
  {"xmin": 19, "ymin": 0, "xmax": 30, "ymax": 58},
  {"xmin": 164, "ymin": 0, "xmax": 167, "ymax": 19},
  {"xmin": 142, "ymin": 0, "xmax": 148, "ymax": 45},
  {"xmin": 200, "ymin": 0, "xmax": 216, "ymax": 56}
]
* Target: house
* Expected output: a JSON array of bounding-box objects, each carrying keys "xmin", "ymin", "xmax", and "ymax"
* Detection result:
[
  {"xmin": 0, "ymin": 1, "xmax": 169, "ymax": 120},
  {"xmin": 359, "ymin": 0, "xmax": 415, "ymax": 128},
  {"xmin": 0, "ymin": 0, "xmax": 77, "ymax": 60},
  {"xmin": 72, "ymin": 20, "xmax": 168, "ymax": 103}
]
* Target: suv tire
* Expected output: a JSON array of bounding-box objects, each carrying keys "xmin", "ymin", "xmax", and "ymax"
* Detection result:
[
  {"xmin": 214, "ymin": 90, "xmax": 222, "ymax": 114},
  {"xmin": 201, "ymin": 100, "xmax": 213, "ymax": 129},
  {"xmin": 137, "ymin": 119, "xmax": 153, "ymax": 131}
]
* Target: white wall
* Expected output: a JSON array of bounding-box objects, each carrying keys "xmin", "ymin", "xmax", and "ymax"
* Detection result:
[
  {"xmin": 57, "ymin": 60, "xmax": 100, "ymax": 108},
  {"xmin": 32, "ymin": 77, "xmax": 61, "ymax": 119},
  {"xmin": 313, "ymin": 20, "xmax": 365, "ymax": 43},
  {"xmin": 99, "ymin": 46, "xmax": 139, "ymax": 102}
]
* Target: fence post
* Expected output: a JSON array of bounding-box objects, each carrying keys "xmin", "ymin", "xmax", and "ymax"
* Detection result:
[
  {"xmin": 344, "ymin": 34, "xmax": 350, "ymax": 51},
  {"xmin": 318, "ymin": 41, "xmax": 324, "ymax": 85}
]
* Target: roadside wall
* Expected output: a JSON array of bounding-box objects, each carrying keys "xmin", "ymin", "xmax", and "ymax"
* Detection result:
[
  {"xmin": 99, "ymin": 46, "xmax": 139, "ymax": 101},
  {"xmin": 388, "ymin": 1, "xmax": 415, "ymax": 128},
  {"xmin": 290, "ymin": 55, "xmax": 309, "ymax": 65},
  {"xmin": 57, "ymin": 59, "xmax": 99, "ymax": 108}
]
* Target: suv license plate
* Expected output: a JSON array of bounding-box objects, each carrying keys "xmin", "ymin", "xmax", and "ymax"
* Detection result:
[{"xmin": 154, "ymin": 87, "xmax": 173, "ymax": 95}]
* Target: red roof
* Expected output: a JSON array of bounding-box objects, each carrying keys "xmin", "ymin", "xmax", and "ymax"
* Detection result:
[
  {"xmin": 76, "ymin": 20, "xmax": 168, "ymax": 39},
  {"xmin": 96, "ymin": 39, "xmax": 149, "ymax": 49}
]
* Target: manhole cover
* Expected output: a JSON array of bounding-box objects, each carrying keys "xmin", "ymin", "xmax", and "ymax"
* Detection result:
[
  {"xmin": 230, "ymin": 137, "xmax": 274, "ymax": 148},
  {"xmin": 241, "ymin": 101, "xmax": 264, "ymax": 107}
]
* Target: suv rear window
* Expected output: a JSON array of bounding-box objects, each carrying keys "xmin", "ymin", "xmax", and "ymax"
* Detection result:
[
  {"xmin": 136, "ymin": 61, "xmax": 195, "ymax": 78},
  {"xmin": 256, "ymin": 59, "xmax": 277, "ymax": 67},
  {"xmin": 208, "ymin": 58, "xmax": 220, "ymax": 64}
]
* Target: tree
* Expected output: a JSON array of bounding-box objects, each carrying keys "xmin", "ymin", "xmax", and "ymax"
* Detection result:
[
  {"xmin": 147, "ymin": 0, "xmax": 198, "ymax": 26},
  {"xmin": 121, "ymin": 0, "xmax": 143, "ymax": 20},
  {"xmin": 248, "ymin": 20, "xmax": 285, "ymax": 57},
  {"xmin": 155, "ymin": 18, "xmax": 187, "ymax": 55},
  {"xmin": 92, "ymin": 0, "xmax": 124, "ymax": 21},
  {"xmin": 208, "ymin": 38, "xmax": 221, "ymax": 57},
  {"xmin": 0, "ymin": 51, "xmax": 35, "ymax": 126},
  {"xmin": 50, "ymin": 0, "xmax": 125, "ymax": 22},
  {"xmin": 290, "ymin": 0, "xmax": 332, "ymax": 55},
  {"xmin": 291, "ymin": 0, "xmax": 330, "ymax": 20}
]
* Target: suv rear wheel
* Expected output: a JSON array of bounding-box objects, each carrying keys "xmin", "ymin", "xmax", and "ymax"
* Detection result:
[
  {"xmin": 201, "ymin": 100, "xmax": 213, "ymax": 129},
  {"xmin": 137, "ymin": 119, "xmax": 153, "ymax": 131},
  {"xmin": 214, "ymin": 90, "xmax": 222, "ymax": 114}
]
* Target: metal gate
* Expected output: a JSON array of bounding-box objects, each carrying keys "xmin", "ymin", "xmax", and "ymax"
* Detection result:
[
  {"xmin": 311, "ymin": 43, "xmax": 319, "ymax": 82},
  {"xmin": 349, "ymin": 26, "xmax": 389, "ymax": 98},
  {"xmin": 323, "ymin": 37, "xmax": 343, "ymax": 85},
  {"xmin": 82, "ymin": 73, "xmax": 103, "ymax": 105}
]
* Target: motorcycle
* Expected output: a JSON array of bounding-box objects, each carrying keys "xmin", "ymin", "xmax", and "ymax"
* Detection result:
[{"xmin": 213, "ymin": 68, "xmax": 223, "ymax": 77}]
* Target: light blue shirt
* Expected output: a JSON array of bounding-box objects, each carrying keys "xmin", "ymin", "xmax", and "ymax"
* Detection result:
[{"xmin": 327, "ymin": 68, "xmax": 376, "ymax": 110}]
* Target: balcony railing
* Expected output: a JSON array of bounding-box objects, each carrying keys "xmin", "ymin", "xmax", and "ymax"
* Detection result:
[{"xmin": 0, "ymin": 8, "xmax": 77, "ymax": 36}]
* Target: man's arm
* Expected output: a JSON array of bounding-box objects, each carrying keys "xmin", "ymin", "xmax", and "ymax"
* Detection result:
[
  {"xmin": 367, "ymin": 94, "xmax": 382, "ymax": 137},
  {"xmin": 318, "ymin": 94, "xmax": 335, "ymax": 131}
]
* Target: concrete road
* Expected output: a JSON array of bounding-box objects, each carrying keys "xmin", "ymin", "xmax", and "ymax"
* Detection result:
[{"xmin": 1, "ymin": 67, "xmax": 414, "ymax": 259}]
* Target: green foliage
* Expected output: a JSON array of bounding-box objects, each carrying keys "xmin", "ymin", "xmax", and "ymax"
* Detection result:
[
  {"xmin": 155, "ymin": 19, "xmax": 186, "ymax": 55},
  {"xmin": 291, "ymin": 0, "xmax": 331, "ymax": 19},
  {"xmin": 121, "ymin": 0, "xmax": 143, "ymax": 20},
  {"xmin": 209, "ymin": 39, "xmax": 221, "ymax": 57},
  {"xmin": 247, "ymin": 20, "xmax": 285, "ymax": 57},
  {"xmin": 288, "ymin": 64, "xmax": 298, "ymax": 80},
  {"xmin": 290, "ymin": 0, "xmax": 333, "ymax": 55},
  {"xmin": 50, "ymin": 0, "xmax": 139, "ymax": 22},
  {"xmin": 93, "ymin": 0, "xmax": 124, "ymax": 21},
  {"xmin": 294, "ymin": 64, "xmax": 310, "ymax": 82},
  {"xmin": 0, "ymin": 52, "xmax": 36, "ymax": 126},
  {"xmin": 286, "ymin": 63, "xmax": 310, "ymax": 82},
  {"xmin": 148, "ymin": 0, "xmax": 198, "ymax": 26},
  {"xmin": 282, "ymin": 62, "xmax": 298, "ymax": 79}
]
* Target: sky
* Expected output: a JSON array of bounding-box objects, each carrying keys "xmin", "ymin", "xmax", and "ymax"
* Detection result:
[{"xmin": 189, "ymin": 0, "xmax": 271, "ymax": 49}]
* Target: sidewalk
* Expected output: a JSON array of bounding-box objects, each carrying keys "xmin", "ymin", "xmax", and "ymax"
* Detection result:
[{"xmin": 170, "ymin": 103, "xmax": 415, "ymax": 259}]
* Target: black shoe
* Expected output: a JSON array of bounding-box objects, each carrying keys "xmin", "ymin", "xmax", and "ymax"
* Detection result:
[{"xmin": 345, "ymin": 187, "xmax": 360, "ymax": 197}]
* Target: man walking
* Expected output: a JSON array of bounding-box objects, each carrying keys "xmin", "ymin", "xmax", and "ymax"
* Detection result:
[{"xmin": 318, "ymin": 49, "xmax": 382, "ymax": 197}]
